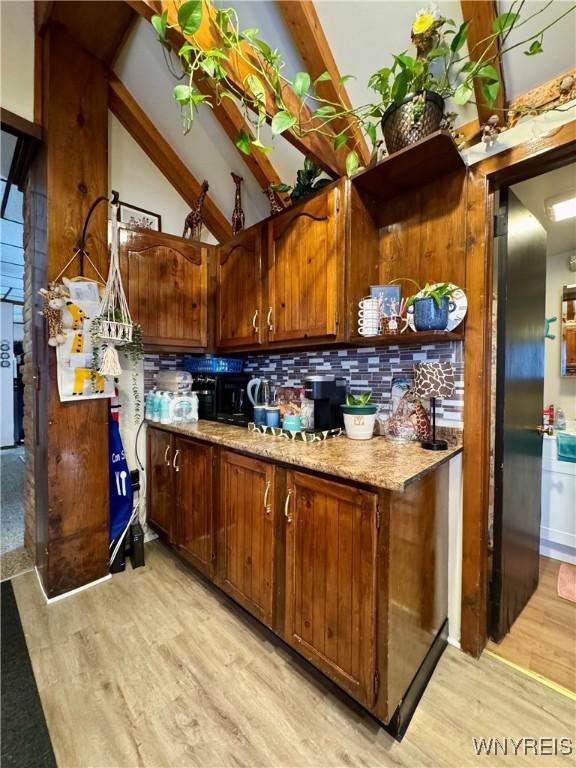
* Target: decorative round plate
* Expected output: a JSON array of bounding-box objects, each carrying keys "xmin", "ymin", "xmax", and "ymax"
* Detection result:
[{"xmin": 406, "ymin": 283, "xmax": 467, "ymax": 332}]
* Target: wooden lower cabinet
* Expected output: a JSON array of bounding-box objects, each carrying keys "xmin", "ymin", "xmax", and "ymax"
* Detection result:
[
  {"xmin": 147, "ymin": 428, "xmax": 174, "ymax": 542},
  {"xmin": 284, "ymin": 471, "xmax": 379, "ymax": 708},
  {"xmin": 146, "ymin": 426, "xmax": 449, "ymax": 732},
  {"xmin": 217, "ymin": 451, "xmax": 276, "ymax": 625},
  {"xmin": 174, "ymin": 437, "xmax": 215, "ymax": 578}
]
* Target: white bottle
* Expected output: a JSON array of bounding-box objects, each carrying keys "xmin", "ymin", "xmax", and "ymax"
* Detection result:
[{"xmin": 160, "ymin": 392, "xmax": 173, "ymax": 424}]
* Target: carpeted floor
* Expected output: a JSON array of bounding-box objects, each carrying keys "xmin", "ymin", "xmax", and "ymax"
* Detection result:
[
  {"xmin": 1, "ymin": 446, "xmax": 26, "ymax": 554},
  {"xmin": 1, "ymin": 580, "xmax": 56, "ymax": 768}
]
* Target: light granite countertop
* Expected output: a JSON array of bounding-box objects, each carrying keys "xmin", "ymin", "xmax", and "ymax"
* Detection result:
[{"xmin": 148, "ymin": 420, "xmax": 462, "ymax": 492}]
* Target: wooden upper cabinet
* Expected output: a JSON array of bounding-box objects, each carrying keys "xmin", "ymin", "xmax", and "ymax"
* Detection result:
[
  {"xmin": 284, "ymin": 470, "xmax": 378, "ymax": 707},
  {"xmin": 267, "ymin": 181, "xmax": 345, "ymax": 343},
  {"xmin": 218, "ymin": 451, "xmax": 277, "ymax": 625},
  {"xmin": 147, "ymin": 428, "xmax": 174, "ymax": 543},
  {"xmin": 174, "ymin": 437, "xmax": 215, "ymax": 578},
  {"xmin": 119, "ymin": 226, "xmax": 209, "ymax": 349},
  {"xmin": 216, "ymin": 226, "xmax": 263, "ymax": 349}
]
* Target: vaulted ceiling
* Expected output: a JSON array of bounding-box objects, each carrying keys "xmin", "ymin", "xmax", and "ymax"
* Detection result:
[{"xmin": 40, "ymin": 0, "xmax": 576, "ymax": 240}]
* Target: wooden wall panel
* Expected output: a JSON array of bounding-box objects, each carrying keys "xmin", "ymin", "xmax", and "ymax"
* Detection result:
[
  {"xmin": 40, "ymin": 23, "xmax": 110, "ymax": 597},
  {"xmin": 377, "ymin": 170, "xmax": 467, "ymax": 295}
]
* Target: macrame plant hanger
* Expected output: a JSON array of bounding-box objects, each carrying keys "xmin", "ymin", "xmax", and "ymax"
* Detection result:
[{"xmin": 95, "ymin": 199, "xmax": 133, "ymax": 377}]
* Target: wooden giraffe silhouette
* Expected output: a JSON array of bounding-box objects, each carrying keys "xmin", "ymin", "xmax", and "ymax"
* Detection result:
[
  {"xmin": 264, "ymin": 185, "xmax": 283, "ymax": 216},
  {"xmin": 231, "ymin": 172, "xmax": 245, "ymax": 236},
  {"xmin": 183, "ymin": 180, "xmax": 209, "ymax": 240}
]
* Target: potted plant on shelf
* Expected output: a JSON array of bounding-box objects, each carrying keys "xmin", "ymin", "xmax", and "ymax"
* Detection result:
[
  {"xmin": 404, "ymin": 282, "xmax": 457, "ymax": 331},
  {"xmin": 152, "ymin": 1, "xmax": 573, "ymax": 169},
  {"xmin": 341, "ymin": 391, "xmax": 377, "ymax": 440}
]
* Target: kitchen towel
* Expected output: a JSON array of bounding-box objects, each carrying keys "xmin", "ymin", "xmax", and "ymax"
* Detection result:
[{"xmin": 556, "ymin": 432, "xmax": 576, "ymax": 463}]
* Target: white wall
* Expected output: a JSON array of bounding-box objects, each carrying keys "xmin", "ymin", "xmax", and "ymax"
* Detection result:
[
  {"xmin": 0, "ymin": 1, "xmax": 34, "ymax": 121},
  {"xmin": 545, "ymin": 250, "xmax": 576, "ymax": 418},
  {"xmin": 108, "ymin": 113, "xmax": 215, "ymax": 240}
]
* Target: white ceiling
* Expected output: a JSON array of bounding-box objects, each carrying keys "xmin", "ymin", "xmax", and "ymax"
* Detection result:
[
  {"xmin": 513, "ymin": 163, "xmax": 576, "ymax": 256},
  {"xmin": 498, "ymin": 0, "xmax": 576, "ymax": 101}
]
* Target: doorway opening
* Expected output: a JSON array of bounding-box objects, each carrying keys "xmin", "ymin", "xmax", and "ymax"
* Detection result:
[
  {"xmin": 0, "ymin": 125, "xmax": 34, "ymax": 580},
  {"xmin": 488, "ymin": 162, "xmax": 576, "ymax": 693}
]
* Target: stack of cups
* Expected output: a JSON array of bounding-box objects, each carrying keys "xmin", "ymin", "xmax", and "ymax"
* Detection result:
[{"xmin": 358, "ymin": 297, "xmax": 381, "ymax": 337}]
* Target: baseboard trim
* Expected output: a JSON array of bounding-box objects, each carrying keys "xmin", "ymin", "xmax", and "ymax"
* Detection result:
[{"xmin": 35, "ymin": 567, "xmax": 111, "ymax": 604}]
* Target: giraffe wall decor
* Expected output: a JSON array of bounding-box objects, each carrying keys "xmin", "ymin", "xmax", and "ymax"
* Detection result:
[
  {"xmin": 183, "ymin": 180, "xmax": 209, "ymax": 241},
  {"xmin": 231, "ymin": 172, "xmax": 245, "ymax": 236},
  {"xmin": 264, "ymin": 185, "xmax": 283, "ymax": 216}
]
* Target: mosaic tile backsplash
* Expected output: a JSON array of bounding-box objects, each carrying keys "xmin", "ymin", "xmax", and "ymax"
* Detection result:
[{"xmin": 145, "ymin": 340, "xmax": 464, "ymax": 424}]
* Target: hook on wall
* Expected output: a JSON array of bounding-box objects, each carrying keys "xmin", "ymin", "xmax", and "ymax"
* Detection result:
[{"xmin": 73, "ymin": 190, "xmax": 120, "ymax": 277}]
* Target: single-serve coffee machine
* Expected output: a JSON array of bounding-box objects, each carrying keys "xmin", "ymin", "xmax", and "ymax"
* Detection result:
[{"xmin": 303, "ymin": 375, "xmax": 347, "ymax": 430}]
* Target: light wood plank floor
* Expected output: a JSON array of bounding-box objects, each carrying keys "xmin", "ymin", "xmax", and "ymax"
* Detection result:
[
  {"xmin": 488, "ymin": 556, "xmax": 576, "ymax": 693},
  {"xmin": 13, "ymin": 543, "xmax": 576, "ymax": 768}
]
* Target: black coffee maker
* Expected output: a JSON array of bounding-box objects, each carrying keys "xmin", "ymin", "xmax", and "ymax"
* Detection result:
[{"xmin": 303, "ymin": 375, "xmax": 347, "ymax": 430}]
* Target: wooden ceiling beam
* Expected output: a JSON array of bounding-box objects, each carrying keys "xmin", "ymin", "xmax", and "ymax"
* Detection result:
[
  {"xmin": 128, "ymin": 0, "xmax": 348, "ymax": 177},
  {"xmin": 276, "ymin": 1, "xmax": 370, "ymax": 167},
  {"xmin": 460, "ymin": 1, "xmax": 507, "ymax": 126},
  {"xmin": 109, "ymin": 73, "xmax": 232, "ymax": 242}
]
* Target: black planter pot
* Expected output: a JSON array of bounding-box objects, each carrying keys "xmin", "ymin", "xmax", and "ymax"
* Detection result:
[{"xmin": 381, "ymin": 90, "xmax": 445, "ymax": 154}]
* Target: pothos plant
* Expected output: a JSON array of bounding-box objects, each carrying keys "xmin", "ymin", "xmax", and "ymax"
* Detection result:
[
  {"xmin": 152, "ymin": 0, "xmax": 574, "ymax": 175},
  {"xmin": 397, "ymin": 280, "xmax": 457, "ymax": 309},
  {"xmin": 90, "ymin": 317, "xmax": 144, "ymax": 424}
]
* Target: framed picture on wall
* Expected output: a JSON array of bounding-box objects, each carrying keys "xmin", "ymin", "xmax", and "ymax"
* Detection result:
[{"xmin": 117, "ymin": 202, "xmax": 162, "ymax": 232}]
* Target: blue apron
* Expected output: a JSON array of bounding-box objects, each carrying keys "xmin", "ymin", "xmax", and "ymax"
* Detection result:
[{"xmin": 108, "ymin": 411, "xmax": 133, "ymax": 542}]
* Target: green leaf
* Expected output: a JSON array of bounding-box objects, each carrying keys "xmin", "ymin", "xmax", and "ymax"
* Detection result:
[
  {"xmin": 525, "ymin": 39, "xmax": 543, "ymax": 56},
  {"xmin": 339, "ymin": 74, "xmax": 355, "ymax": 85},
  {"xmin": 251, "ymin": 138, "xmax": 272, "ymax": 154},
  {"xmin": 334, "ymin": 132, "xmax": 348, "ymax": 150},
  {"xmin": 345, "ymin": 149, "xmax": 359, "ymax": 177},
  {"xmin": 427, "ymin": 46, "xmax": 450, "ymax": 60},
  {"xmin": 271, "ymin": 110, "xmax": 296, "ymax": 135},
  {"xmin": 293, "ymin": 71, "xmax": 311, "ymax": 98},
  {"xmin": 173, "ymin": 84, "xmax": 191, "ymax": 104},
  {"xmin": 205, "ymin": 48, "xmax": 228, "ymax": 59},
  {"xmin": 314, "ymin": 71, "xmax": 332, "ymax": 84},
  {"xmin": 247, "ymin": 74, "xmax": 266, "ymax": 105},
  {"xmin": 200, "ymin": 58, "xmax": 216, "ymax": 78},
  {"xmin": 151, "ymin": 11, "xmax": 167, "ymax": 41},
  {"xmin": 477, "ymin": 63, "xmax": 499, "ymax": 82},
  {"xmin": 492, "ymin": 11, "xmax": 519, "ymax": 34},
  {"xmin": 271, "ymin": 182, "xmax": 292, "ymax": 193},
  {"xmin": 391, "ymin": 69, "xmax": 410, "ymax": 103},
  {"xmin": 365, "ymin": 122, "xmax": 377, "ymax": 146},
  {"xmin": 453, "ymin": 81, "xmax": 473, "ymax": 105},
  {"xmin": 315, "ymin": 105, "xmax": 336, "ymax": 116},
  {"xmin": 178, "ymin": 0, "xmax": 203, "ymax": 35},
  {"xmin": 235, "ymin": 130, "xmax": 251, "ymax": 155},
  {"xmin": 450, "ymin": 21, "xmax": 470, "ymax": 53},
  {"xmin": 242, "ymin": 27, "xmax": 259, "ymax": 40},
  {"xmin": 480, "ymin": 80, "xmax": 500, "ymax": 106}
]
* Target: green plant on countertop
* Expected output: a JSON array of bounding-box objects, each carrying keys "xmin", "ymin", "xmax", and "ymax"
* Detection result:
[
  {"xmin": 151, "ymin": 0, "xmax": 575, "ymax": 175},
  {"xmin": 272, "ymin": 156, "xmax": 332, "ymax": 202},
  {"xmin": 90, "ymin": 317, "xmax": 144, "ymax": 424},
  {"xmin": 392, "ymin": 279, "xmax": 457, "ymax": 309},
  {"xmin": 346, "ymin": 391, "xmax": 373, "ymax": 407}
]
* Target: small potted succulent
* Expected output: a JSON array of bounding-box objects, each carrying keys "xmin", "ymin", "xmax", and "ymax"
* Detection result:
[
  {"xmin": 341, "ymin": 391, "xmax": 377, "ymax": 440},
  {"xmin": 405, "ymin": 282, "xmax": 457, "ymax": 331}
]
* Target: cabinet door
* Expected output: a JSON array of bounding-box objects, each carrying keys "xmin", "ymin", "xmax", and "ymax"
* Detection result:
[
  {"xmin": 284, "ymin": 471, "xmax": 378, "ymax": 707},
  {"xmin": 219, "ymin": 451, "xmax": 276, "ymax": 625},
  {"xmin": 174, "ymin": 437, "xmax": 214, "ymax": 577},
  {"xmin": 119, "ymin": 227, "xmax": 209, "ymax": 348},
  {"xmin": 216, "ymin": 226, "xmax": 263, "ymax": 349},
  {"xmin": 267, "ymin": 183, "xmax": 344, "ymax": 343},
  {"xmin": 147, "ymin": 428, "xmax": 174, "ymax": 542}
]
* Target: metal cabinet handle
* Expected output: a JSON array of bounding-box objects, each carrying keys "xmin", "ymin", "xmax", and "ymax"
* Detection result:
[
  {"xmin": 537, "ymin": 425, "xmax": 554, "ymax": 436},
  {"xmin": 172, "ymin": 448, "xmax": 180, "ymax": 472},
  {"xmin": 284, "ymin": 488, "xmax": 293, "ymax": 523},
  {"xmin": 164, "ymin": 445, "xmax": 171, "ymax": 467},
  {"xmin": 266, "ymin": 307, "xmax": 273, "ymax": 331},
  {"xmin": 263, "ymin": 480, "xmax": 271, "ymax": 515},
  {"xmin": 252, "ymin": 309, "xmax": 259, "ymax": 333}
]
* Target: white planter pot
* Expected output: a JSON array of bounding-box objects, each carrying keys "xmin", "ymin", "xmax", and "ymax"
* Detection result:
[{"xmin": 343, "ymin": 411, "xmax": 377, "ymax": 440}]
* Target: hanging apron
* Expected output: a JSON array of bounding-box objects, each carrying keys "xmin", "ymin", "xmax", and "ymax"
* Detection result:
[{"xmin": 108, "ymin": 404, "xmax": 133, "ymax": 542}]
